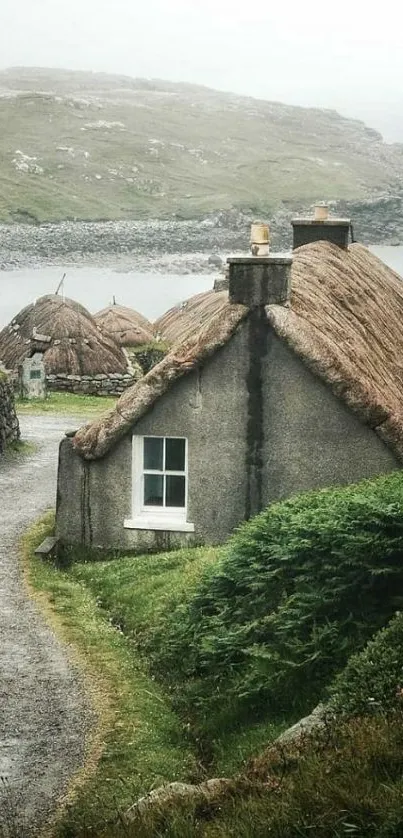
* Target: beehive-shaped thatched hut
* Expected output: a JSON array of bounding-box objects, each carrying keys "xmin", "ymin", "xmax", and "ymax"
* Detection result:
[
  {"xmin": 94, "ymin": 302, "xmax": 154, "ymax": 347},
  {"xmin": 0, "ymin": 295, "xmax": 137, "ymax": 395},
  {"xmin": 154, "ymin": 289, "xmax": 227, "ymax": 346}
]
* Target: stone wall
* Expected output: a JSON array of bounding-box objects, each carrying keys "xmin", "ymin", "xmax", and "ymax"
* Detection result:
[
  {"xmin": 46, "ymin": 372, "xmax": 138, "ymax": 396},
  {"xmin": 0, "ymin": 373, "xmax": 20, "ymax": 453}
]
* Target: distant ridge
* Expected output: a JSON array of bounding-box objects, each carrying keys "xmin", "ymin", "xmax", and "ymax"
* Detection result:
[{"xmin": 0, "ymin": 66, "xmax": 402, "ymax": 224}]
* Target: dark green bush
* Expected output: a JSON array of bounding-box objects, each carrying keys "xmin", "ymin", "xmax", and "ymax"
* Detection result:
[
  {"xmin": 328, "ymin": 611, "xmax": 403, "ymax": 716},
  {"xmin": 128, "ymin": 341, "xmax": 169, "ymax": 374},
  {"xmin": 148, "ymin": 471, "xmax": 403, "ymax": 723}
]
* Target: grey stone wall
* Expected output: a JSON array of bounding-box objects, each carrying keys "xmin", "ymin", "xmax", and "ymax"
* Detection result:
[
  {"xmin": 46, "ymin": 372, "xmax": 137, "ymax": 396},
  {"xmin": 56, "ymin": 319, "xmax": 400, "ymax": 553},
  {"xmin": 0, "ymin": 374, "xmax": 20, "ymax": 453}
]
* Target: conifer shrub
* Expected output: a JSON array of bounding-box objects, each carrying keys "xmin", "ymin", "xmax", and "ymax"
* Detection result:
[
  {"xmin": 328, "ymin": 611, "xmax": 403, "ymax": 716},
  {"xmin": 148, "ymin": 471, "xmax": 403, "ymax": 724}
]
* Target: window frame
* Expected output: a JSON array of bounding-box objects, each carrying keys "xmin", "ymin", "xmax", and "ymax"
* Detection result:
[{"xmin": 124, "ymin": 434, "xmax": 195, "ymax": 532}]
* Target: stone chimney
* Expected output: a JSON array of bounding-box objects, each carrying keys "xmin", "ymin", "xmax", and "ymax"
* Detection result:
[
  {"xmin": 292, "ymin": 204, "xmax": 351, "ymax": 250},
  {"xmin": 228, "ymin": 254, "xmax": 292, "ymax": 307}
]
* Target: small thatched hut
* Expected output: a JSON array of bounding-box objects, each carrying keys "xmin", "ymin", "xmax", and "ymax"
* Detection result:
[
  {"xmin": 0, "ymin": 295, "xmax": 137, "ymax": 395},
  {"xmin": 154, "ymin": 289, "xmax": 227, "ymax": 346},
  {"xmin": 94, "ymin": 303, "xmax": 154, "ymax": 347}
]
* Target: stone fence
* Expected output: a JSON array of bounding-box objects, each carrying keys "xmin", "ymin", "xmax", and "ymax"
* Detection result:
[
  {"xmin": 46, "ymin": 372, "xmax": 138, "ymax": 396},
  {"xmin": 0, "ymin": 373, "xmax": 20, "ymax": 453}
]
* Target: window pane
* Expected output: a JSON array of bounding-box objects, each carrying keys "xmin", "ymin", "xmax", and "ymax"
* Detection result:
[
  {"xmin": 165, "ymin": 438, "xmax": 186, "ymax": 472},
  {"xmin": 166, "ymin": 475, "xmax": 185, "ymax": 507},
  {"xmin": 144, "ymin": 437, "xmax": 163, "ymax": 470},
  {"xmin": 144, "ymin": 474, "xmax": 164, "ymax": 506}
]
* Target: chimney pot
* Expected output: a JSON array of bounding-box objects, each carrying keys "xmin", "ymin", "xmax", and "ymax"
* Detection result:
[
  {"xmin": 314, "ymin": 203, "xmax": 329, "ymax": 221},
  {"xmin": 228, "ymin": 254, "xmax": 292, "ymax": 308},
  {"xmin": 250, "ymin": 222, "xmax": 270, "ymax": 256}
]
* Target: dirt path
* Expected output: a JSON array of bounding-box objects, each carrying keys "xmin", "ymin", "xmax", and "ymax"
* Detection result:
[{"xmin": 0, "ymin": 415, "xmax": 92, "ymax": 837}]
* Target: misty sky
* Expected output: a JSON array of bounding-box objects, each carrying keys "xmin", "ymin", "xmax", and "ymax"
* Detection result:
[{"xmin": 2, "ymin": 0, "xmax": 403, "ymax": 142}]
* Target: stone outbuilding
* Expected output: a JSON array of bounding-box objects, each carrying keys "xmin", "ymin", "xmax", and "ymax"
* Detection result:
[
  {"xmin": 56, "ymin": 221, "xmax": 403, "ymax": 553},
  {"xmin": 0, "ymin": 294, "xmax": 138, "ymax": 396}
]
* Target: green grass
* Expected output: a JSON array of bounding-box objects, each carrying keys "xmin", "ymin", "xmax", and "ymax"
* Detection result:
[
  {"xmin": 24, "ymin": 478, "xmax": 403, "ymax": 837},
  {"xmin": 68, "ymin": 546, "xmax": 287, "ymax": 775},
  {"xmin": 0, "ymin": 68, "xmax": 401, "ymax": 223},
  {"xmin": 172, "ymin": 712, "xmax": 403, "ymax": 838},
  {"xmin": 3, "ymin": 438, "xmax": 37, "ymax": 458},
  {"xmin": 23, "ymin": 515, "xmax": 199, "ymax": 837},
  {"xmin": 25, "ymin": 528, "xmax": 286, "ymax": 834},
  {"xmin": 16, "ymin": 391, "xmax": 116, "ymax": 416}
]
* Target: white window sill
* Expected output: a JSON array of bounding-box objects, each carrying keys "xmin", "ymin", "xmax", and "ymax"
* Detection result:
[{"xmin": 124, "ymin": 517, "xmax": 195, "ymax": 533}]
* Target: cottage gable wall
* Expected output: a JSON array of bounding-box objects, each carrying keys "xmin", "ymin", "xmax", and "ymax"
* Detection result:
[
  {"xmin": 262, "ymin": 334, "xmax": 398, "ymax": 505},
  {"xmin": 57, "ymin": 322, "xmax": 251, "ymax": 550}
]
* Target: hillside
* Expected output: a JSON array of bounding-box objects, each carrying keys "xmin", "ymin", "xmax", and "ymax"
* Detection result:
[{"xmin": 1, "ymin": 66, "xmax": 403, "ymax": 224}]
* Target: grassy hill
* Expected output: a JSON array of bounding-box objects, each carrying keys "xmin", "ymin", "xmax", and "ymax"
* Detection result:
[{"xmin": 1, "ymin": 66, "xmax": 403, "ymax": 224}]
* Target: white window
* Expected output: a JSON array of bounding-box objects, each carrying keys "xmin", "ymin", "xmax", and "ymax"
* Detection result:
[{"xmin": 124, "ymin": 435, "xmax": 194, "ymax": 532}]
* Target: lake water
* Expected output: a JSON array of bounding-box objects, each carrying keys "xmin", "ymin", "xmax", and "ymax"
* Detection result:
[{"xmin": 0, "ymin": 246, "xmax": 402, "ymax": 330}]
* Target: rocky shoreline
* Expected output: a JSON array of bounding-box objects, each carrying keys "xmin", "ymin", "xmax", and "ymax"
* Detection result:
[{"xmin": 1, "ymin": 197, "xmax": 403, "ymax": 272}]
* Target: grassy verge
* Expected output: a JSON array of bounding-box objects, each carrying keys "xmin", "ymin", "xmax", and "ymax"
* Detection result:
[
  {"xmin": 23, "ymin": 515, "xmax": 199, "ymax": 837},
  {"xmin": 23, "ymin": 501, "xmax": 403, "ymax": 836},
  {"xmin": 69, "ymin": 548, "xmax": 287, "ymax": 775},
  {"xmin": 16, "ymin": 392, "xmax": 117, "ymax": 417}
]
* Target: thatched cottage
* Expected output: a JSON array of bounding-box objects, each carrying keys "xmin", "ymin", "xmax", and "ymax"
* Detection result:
[
  {"xmin": 56, "ymin": 218, "xmax": 403, "ymax": 552},
  {"xmin": 154, "ymin": 289, "xmax": 226, "ymax": 346},
  {"xmin": 94, "ymin": 302, "xmax": 154, "ymax": 348},
  {"xmin": 0, "ymin": 294, "xmax": 137, "ymax": 395}
]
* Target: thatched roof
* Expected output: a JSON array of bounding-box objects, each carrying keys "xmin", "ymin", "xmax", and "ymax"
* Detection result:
[
  {"xmin": 0, "ymin": 294, "xmax": 129, "ymax": 376},
  {"xmin": 94, "ymin": 303, "xmax": 154, "ymax": 347},
  {"xmin": 154, "ymin": 290, "xmax": 228, "ymax": 345},
  {"xmin": 74, "ymin": 302, "xmax": 249, "ymax": 458},
  {"xmin": 73, "ymin": 241, "xmax": 403, "ymax": 461}
]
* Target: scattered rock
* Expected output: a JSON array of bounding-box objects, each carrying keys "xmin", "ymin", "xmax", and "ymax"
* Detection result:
[{"xmin": 0, "ymin": 198, "xmax": 402, "ymax": 273}]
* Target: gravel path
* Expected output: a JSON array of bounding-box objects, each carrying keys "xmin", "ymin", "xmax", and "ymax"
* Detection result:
[{"xmin": 0, "ymin": 415, "xmax": 92, "ymax": 837}]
